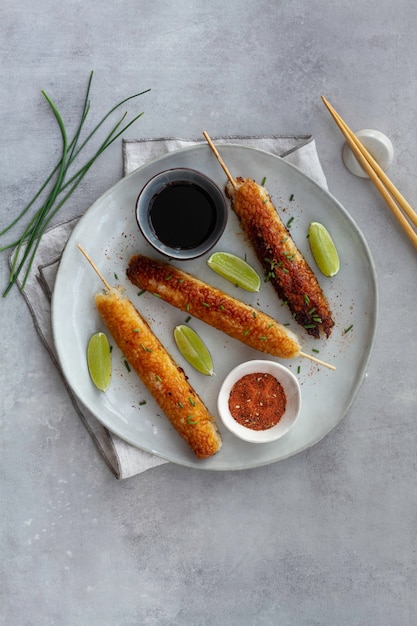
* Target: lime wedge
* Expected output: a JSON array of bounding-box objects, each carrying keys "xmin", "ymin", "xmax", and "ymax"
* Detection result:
[
  {"xmin": 308, "ymin": 222, "xmax": 340, "ymax": 277},
  {"xmin": 207, "ymin": 251, "xmax": 261, "ymax": 292},
  {"xmin": 174, "ymin": 325, "xmax": 214, "ymax": 376},
  {"xmin": 87, "ymin": 332, "xmax": 112, "ymax": 392}
]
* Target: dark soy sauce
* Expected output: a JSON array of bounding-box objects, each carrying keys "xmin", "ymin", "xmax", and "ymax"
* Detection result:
[{"xmin": 148, "ymin": 181, "xmax": 217, "ymax": 249}]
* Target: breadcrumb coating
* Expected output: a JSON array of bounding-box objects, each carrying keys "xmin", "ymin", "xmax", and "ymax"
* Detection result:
[
  {"xmin": 95, "ymin": 288, "xmax": 222, "ymax": 459},
  {"xmin": 225, "ymin": 177, "xmax": 334, "ymax": 338},
  {"xmin": 126, "ymin": 254, "xmax": 301, "ymax": 359}
]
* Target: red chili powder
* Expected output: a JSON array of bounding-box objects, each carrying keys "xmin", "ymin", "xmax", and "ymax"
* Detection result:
[{"xmin": 228, "ymin": 372, "xmax": 286, "ymax": 431}]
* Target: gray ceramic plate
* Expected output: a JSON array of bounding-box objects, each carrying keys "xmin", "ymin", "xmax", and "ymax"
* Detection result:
[{"xmin": 52, "ymin": 144, "xmax": 378, "ymax": 470}]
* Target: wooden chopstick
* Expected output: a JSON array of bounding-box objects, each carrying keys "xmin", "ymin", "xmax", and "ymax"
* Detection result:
[{"xmin": 321, "ymin": 96, "xmax": 417, "ymax": 250}]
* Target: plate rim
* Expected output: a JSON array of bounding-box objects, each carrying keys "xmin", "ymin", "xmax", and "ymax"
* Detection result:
[{"xmin": 52, "ymin": 143, "xmax": 379, "ymax": 470}]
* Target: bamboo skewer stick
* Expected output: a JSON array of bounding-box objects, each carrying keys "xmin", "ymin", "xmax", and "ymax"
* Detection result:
[
  {"xmin": 203, "ymin": 132, "xmax": 336, "ymax": 371},
  {"xmin": 202, "ymin": 131, "xmax": 238, "ymax": 189},
  {"xmin": 299, "ymin": 351, "xmax": 336, "ymax": 370},
  {"xmin": 77, "ymin": 243, "xmax": 111, "ymax": 290},
  {"xmin": 321, "ymin": 96, "xmax": 417, "ymax": 250}
]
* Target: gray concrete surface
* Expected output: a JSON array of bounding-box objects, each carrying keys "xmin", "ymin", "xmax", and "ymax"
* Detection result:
[{"xmin": 1, "ymin": 1, "xmax": 416, "ymax": 624}]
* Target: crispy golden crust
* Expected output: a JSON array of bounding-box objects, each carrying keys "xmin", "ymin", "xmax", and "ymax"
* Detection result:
[
  {"xmin": 126, "ymin": 254, "xmax": 301, "ymax": 359},
  {"xmin": 95, "ymin": 288, "xmax": 222, "ymax": 459},
  {"xmin": 225, "ymin": 178, "xmax": 334, "ymax": 338}
]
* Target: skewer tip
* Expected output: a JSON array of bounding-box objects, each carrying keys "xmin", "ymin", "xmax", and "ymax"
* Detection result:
[
  {"xmin": 202, "ymin": 131, "xmax": 238, "ymax": 189},
  {"xmin": 77, "ymin": 243, "xmax": 112, "ymax": 292},
  {"xmin": 299, "ymin": 350, "xmax": 336, "ymax": 371}
]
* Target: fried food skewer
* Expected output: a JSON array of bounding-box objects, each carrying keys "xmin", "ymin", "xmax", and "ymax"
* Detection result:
[
  {"xmin": 225, "ymin": 177, "xmax": 335, "ymax": 338},
  {"xmin": 203, "ymin": 132, "xmax": 335, "ymax": 340},
  {"xmin": 126, "ymin": 254, "xmax": 336, "ymax": 370},
  {"xmin": 78, "ymin": 244, "xmax": 222, "ymax": 459}
]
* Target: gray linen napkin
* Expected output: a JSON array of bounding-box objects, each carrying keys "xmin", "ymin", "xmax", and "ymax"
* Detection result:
[{"xmin": 16, "ymin": 135, "xmax": 327, "ymax": 479}]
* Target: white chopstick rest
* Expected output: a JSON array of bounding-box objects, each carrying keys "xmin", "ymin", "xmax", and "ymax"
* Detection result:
[
  {"xmin": 342, "ymin": 129, "xmax": 394, "ymax": 178},
  {"xmin": 322, "ymin": 96, "xmax": 417, "ymax": 250}
]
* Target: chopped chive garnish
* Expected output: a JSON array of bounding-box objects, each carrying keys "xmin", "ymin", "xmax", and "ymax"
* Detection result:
[
  {"xmin": 304, "ymin": 294, "xmax": 310, "ymax": 305},
  {"xmin": 139, "ymin": 400, "xmax": 146, "ymax": 406},
  {"xmin": 133, "ymin": 328, "xmax": 140, "ymax": 333},
  {"xmin": 303, "ymin": 324, "xmax": 316, "ymax": 329},
  {"xmin": 312, "ymin": 348, "xmax": 320, "ymax": 353},
  {"xmin": 114, "ymin": 273, "xmax": 118, "ymax": 280},
  {"xmin": 177, "ymin": 402, "xmax": 184, "ymax": 408},
  {"xmin": 123, "ymin": 360, "xmax": 131, "ymax": 372},
  {"xmin": 260, "ymin": 336, "xmax": 267, "ymax": 341},
  {"xmin": 286, "ymin": 217, "xmax": 294, "ymax": 228},
  {"xmin": 138, "ymin": 290, "xmax": 146, "ymax": 296},
  {"xmin": 307, "ymin": 307, "xmax": 316, "ymax": 315},
  {"xmin": 185, "ymin": 315, "xmax": 191, "ymax": 323},
  {"xmin": 165, "ymin": 275, "xmax": 172, "ymax": 280},
  {"xmin": 253, "ymin": 311, "xmax": 257, "ymax": 318},
  {"xmin": 344, "ymin": 324, "xmax": 354, "ymax": 334},
  {"xmin": 261, "ymin": 176, "xmax": 267, "ymax": 186},
  {"xmin": 264, "ymin": 261, "xmax": 280, "ymax": 281},
  {"xmin": 297, "ymin": 365, "xmax": 301, "ymax": 374},
  {"xmin": 186, "ymin": 415, "xmax": 199, "ymax": 425},
  {"xmin": 289, "ymin": 194, "xmax": 294, "ymax": 201},
  {"xmin": 188, "ymin": 397, "xmax": 196, "ymax": 406},
  {"xmin": 156, "ymin": 375, "xmax": 162, "ymax": 382},
  {"xmin": 202, "ymin": 302, "xmax": 210, "ymax": 307},
  {"xmin": 243, "ymin": 329, "xmax": 249, "ymax": 336},
  {"xmin": 220, "ymin": 304, "xmax": 226, "ymax": 311}
]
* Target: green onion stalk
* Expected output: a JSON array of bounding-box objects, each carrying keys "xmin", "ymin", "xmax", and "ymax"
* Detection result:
[{"xmin": 0, "ymin": 71, "xmax": 150, "ymax": 297}]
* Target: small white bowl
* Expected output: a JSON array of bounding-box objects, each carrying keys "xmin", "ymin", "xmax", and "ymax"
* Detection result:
[{"xmin": 217, "ymin": 360, "xmax": 301, "ymax": 443}]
